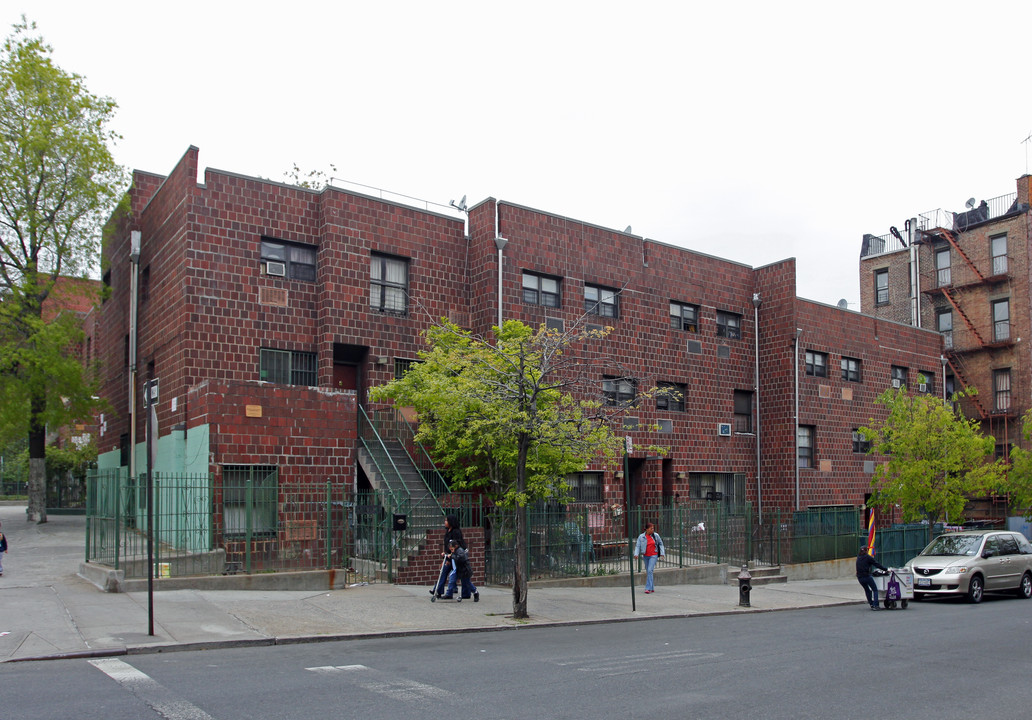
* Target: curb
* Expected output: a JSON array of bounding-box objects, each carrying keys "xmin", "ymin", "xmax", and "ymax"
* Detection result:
[{"xmin": 3, "ymin": 598, "xmax": 864, "ymax": 663}]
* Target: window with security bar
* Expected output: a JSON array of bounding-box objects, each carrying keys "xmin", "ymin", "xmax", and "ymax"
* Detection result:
[
  {"xmin": 733, "ymin": 390, "xmax": 753, "ymax": 433},
  {"xmin": 260, "ymin": 348, "xmax": 317, "ymax": 386},
  {"xmin": 370, "ymin": 252, "xmax": 409, "ymax": 314},
  {"xmin": 221, "ymin": 465, "xmax": 278, "ymax": 537},
  {"xmin": 585, "ymin": 284, "xmax": 618, "ymax": 318},
  {"xmin": 991, "ymin": 234, "xmax": 1007, "ymax": 276},
  {"xmin": 566, "ymin": 472, "xmax": 603, "ymax": 503},
  {"xmin": 523, "ymin": 271, "xmax": 561, "ymax": 307}
]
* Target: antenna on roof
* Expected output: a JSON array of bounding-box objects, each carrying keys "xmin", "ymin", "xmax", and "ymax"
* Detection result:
[
  {"xmin": 1022, "ymin": 131, "xmax": 1032, "ymax": 174},
  {"xmin": 965, "ymin": 197, "xmax": 977, "ymax": 209}
]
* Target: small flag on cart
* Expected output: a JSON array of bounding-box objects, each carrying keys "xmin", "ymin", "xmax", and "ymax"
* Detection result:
[{"xmin": 866, "ymin": 512, "xmax": 876, "ymax": 556}]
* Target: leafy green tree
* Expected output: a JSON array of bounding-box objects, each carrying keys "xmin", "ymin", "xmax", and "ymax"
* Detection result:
[
  {"xmin": 371, "ymin": 319, "xmax": 642, "ymax": 619},
  {"xmin": 861, "ymin": 382, "xmax": 1003, "ymax": 543},
  {"xmin": 1000, "ymin": 410, "xmax": 1032, "ymax": 520},
  {"xmin": 0, "ymin": 18, "xmax": 124, "ymax": 521}
]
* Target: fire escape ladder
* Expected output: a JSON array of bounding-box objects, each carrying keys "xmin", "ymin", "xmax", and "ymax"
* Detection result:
[
  {"xmin": 941, "ymin": 287, "xmax": 986, "ymax": 346},
  {"xmin": 938, "ymin": 229, "xmax": 985, "ymax": 283},
  {"xmin": 946, "ymin": 357, "xmax": 988, "ymax": 419}
]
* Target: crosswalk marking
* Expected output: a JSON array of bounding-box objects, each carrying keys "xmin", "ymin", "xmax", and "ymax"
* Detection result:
[
  {"xmin": 553, "ymin": 648, "xmax": 725, "ymax": 677},
  {"xmin": 305, "ymin": 664, "xmax": 454, "ymax": 703},
  {"xmin": 89, "ymin": 658, "xmax": 218, "ymax": 720}
]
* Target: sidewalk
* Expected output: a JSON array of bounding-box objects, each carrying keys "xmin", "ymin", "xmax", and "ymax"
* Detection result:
[{"xmin": 0, "ymin": 505, "xmax": 865, "ymax": 663}]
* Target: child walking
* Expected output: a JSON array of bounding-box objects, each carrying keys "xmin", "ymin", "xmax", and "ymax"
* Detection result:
[{"xmin": 446, "ymin": 538, "xmax": 479, "ymax": 602}]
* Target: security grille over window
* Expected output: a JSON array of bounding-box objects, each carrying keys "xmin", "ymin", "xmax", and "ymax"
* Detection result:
[
  {"xmin": 260, "ymin": 348, "xmax": 317, "ymax": 386},
  {"xmin": 222, "ymin": 465, "xmax": 278, "ymax": 537}
]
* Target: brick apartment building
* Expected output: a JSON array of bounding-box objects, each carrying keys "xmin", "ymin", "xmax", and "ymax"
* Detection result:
[
  {"xmin": 859, "ymin": 174, "xmax": 1032, "ymax": 498},
  {"xmin": 94, "ymin": 146, "xmax": 943, "ymax": 545}
]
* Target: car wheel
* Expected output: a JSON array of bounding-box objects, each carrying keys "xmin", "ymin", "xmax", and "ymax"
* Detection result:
[
  {"xmin": 1016, "ymin": 572, "xmax": 1032, "ymax": 599},
  {"xmin": 966, "ymin": 574, "xmax": 984, "ymax": 604}
]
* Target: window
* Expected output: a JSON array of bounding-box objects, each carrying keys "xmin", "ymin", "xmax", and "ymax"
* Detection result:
[
  {"xmin": 602, "ymin": 376, "xmax": 636, "ymax": 406},
  {"xmin": 918, "ymin": 372, "xmax": 934, "ymax": 394},
  {"xmin": 370, "ymin": 253, "xmax": 409, "ymax": 314},
  {"xmin": 261, "ymin": 237, "xmax": 317, "ymax": 281},
  {"xmin": 805, "ymin": 350, "xmax": 827, "ymax": 377},
  {"xmin": 656, "ymin": 381, "xmax": 686, "ymax": 412},
  {"xmin": 991, "ymin": 234, "xmax": 1008, "ymax": 276},
  {"xmin": 670, "ymin": 301, "xmax": 699, "ymax": 332},
  {"xmin": 852, "ymin": 429, "xmax": 871, "ymax": 453},
  {"xmin": 585, "ymin": 284, "xmax": 618, "ymax": 318},
  {"xmin": 797, "ymin": 426, "xmax": 815, "ymax": 469},
  {"xmin": 394, "ymin": 358, "xmax": 418, "ymax": 379},
  {"xmin": 566, "ymin": 472, "xmax": 603, "ymax": 503},
  {"xmin": 734, "ymin": 390, "xmax": 754, "ymax": 433},
  {"xmin": 222, "ymin": 465, "xmax": 278, "ymax": 537},
  {"xmin": 522, "ymin": 271, "xmax": 560, "ymax": 307},
  {"xmin": 936, "ymin": 248, "xmax": 951, "ymax": 287},
  {"xmin": 657, "ymin": 418, "xmax": 673, "ymax": 434},
  {"xmin": 260, "ymin": 348, "xmax": 317, "ymax": 386},
  {"xmin": 937, "ymin": 309, "xmax": 953, "ymax": 350},
  {"xmin": 716, "ymin": 311, "xmax": 741, "ymax": 339},
  {"xmin": 994, "ymin": 368, "xmax": 1011, "ymax": 412},
  {"xmin": 874, "ymin": 269, "xmax": 889, "ymax": 305},
  {"xmin": 841, "ymin": 357, "xmax": 862, "ymax": 382},
  {"xmin": 890, "ymin": 365, "xmax": 908, "ymax": 389},
  {"xmin": 992, "ymin": 299, "xmax": 1010, "ymax": 342}
]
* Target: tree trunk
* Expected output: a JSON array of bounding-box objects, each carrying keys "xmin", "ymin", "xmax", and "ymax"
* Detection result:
[
  {"xmin": 27, "ymin": 413, "xmax": 47, "ymax": 523},
  {"xmin": 512, "ymin": 502, "xmax": 528, "ymax": 619}
]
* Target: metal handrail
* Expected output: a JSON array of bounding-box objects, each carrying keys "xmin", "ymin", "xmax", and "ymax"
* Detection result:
[{"xmin": 358, "ymin": 405, "xmax": 411, "ymax": 508}]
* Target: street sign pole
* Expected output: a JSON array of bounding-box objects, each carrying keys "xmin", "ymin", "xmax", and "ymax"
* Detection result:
[{"xmin": 625, "ymin": 436, "xmax": 635, "ymax": 612}]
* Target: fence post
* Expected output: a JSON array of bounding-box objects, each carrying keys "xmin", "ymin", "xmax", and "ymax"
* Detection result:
[
  {"xmin": 245, "ymin": 471, "xmax": 253, "ymax": 574},
  {"xmin": 326, "ymin": 481, "xmax": 332, "ymax": 570},
  {"xmin": 114, "ymin": 474, "xmax": 121, "ymax": 571}
]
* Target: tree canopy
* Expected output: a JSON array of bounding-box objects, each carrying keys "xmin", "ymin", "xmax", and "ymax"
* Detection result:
[
  {"xmin": 0, "ymin": 18, "xmax": 124, "ymax": 520},
  {"xmin": 999, "ymin": 410, "xmax": 1032, "ymax": 521},
  {"xmin": 861, "ymin": 382, "xmax": 1003, "ymax": 540},
  {"xmin": 371, "ymin": 319, "xmax": 635, "ymax": 618}
]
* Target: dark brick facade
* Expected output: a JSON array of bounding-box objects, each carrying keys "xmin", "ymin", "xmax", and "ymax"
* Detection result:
[{"xmin": 96, "ymin": 147, "xmax": 944, "ymax": 543}]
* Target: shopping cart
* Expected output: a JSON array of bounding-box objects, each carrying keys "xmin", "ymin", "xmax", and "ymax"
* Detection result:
[{"xmin": 873, "ymin": 567, "xmax": 914, "ymax": 609}]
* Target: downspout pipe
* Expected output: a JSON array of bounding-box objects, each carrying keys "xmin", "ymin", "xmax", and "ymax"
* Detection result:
[
  {"xmin": 128, "ymin": 231, "xmax": 141, "ymax": 481},
  {"xmin": 752, "ymin": 293, "xmax": 762, "ymax": 524},
  {"xmin": 494, "ymin": 201, "xmax": 507, "ymax": 329},
  {"xmin": 794, "ymin": 328, "xmax": 801, "ymax": 511}
]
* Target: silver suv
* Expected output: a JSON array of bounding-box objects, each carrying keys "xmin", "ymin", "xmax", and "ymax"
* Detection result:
[{"xmin": 906, "ymin": 530, "xmax": 1032, "ymax": 603}]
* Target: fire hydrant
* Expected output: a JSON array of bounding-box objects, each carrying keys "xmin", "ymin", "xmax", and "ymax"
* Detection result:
[{"xmin": 738, "ymin": 565, "xmax": 752, "ymax": 607}]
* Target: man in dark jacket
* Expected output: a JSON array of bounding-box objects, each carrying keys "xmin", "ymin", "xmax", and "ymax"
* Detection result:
[
  {"xmin": 431, "ymin": 515, "xmax": 466, "ymax": 598},
  {"xmin": 856, "ymin": 547, "xmax": 888, "ymax": 610}
]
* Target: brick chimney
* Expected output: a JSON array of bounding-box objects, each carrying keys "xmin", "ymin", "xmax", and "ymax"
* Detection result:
[{"xmin": 1018, "ymin": 174, "xmax": 1032, "ymax": 209}]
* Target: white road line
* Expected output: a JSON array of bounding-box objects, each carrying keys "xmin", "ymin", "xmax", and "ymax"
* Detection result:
[
  {"xmin": 89, "ymin": 658, "xmax": 218, "ymax": 720},
  {"xmin": 305, "ymin": 664, "xmax": 454, "ymax": 703}
]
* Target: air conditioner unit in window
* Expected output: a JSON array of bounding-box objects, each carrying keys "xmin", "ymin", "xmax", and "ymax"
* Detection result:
[
  {"xmin": 918, "ymin": 383, "xmax": 928, "ymax": 393},
  {"xmin": 891, "ymin": 379, "xmax": 902, "ymax": 389},
  {"xmin": 265, "ymin": 261, "xmax": 286, "ymax": 277},
  {"xmin": 718, "ymin": 423, "xmax": 732, "ymax": 437}
]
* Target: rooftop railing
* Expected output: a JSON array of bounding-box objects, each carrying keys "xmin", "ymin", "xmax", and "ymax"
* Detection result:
[{"xmin": 861, "ymin": 192, "xmax": 1021, "ymax": 259}]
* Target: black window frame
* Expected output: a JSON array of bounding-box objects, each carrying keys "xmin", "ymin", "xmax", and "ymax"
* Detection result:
[
  {"xmin": 733, "ymin": 390, "xmax": 753, "ymax": 433},
  {"xmin": 841, "ymin": 356, "xmax": 862, "ymax": 383},
  {"xmin": 656, "ymin": 381, "xmax": 686, "ymax": 412},
  {"xmin": 261, "ymin": 237, "xmax": 317, "ymax": 282},
  {"xmin": 566, "ymin": 472, "xmax": 604, "ymax": 503},
  {"xmin": 585, "ymin": 284, "xmax": 619, "ymax": 319},
  {"xmin": 370, "ymin": 252, "xmax": 410, "ymax": 315},
  {"xmin": 670, "ymin": 301, "xmax": 699, "ymax": 332},
  {"xmin": 890, "ymin": 365, "xmax": 908, "ymax": 389},
  {"xmin": 602, "ymin": 375, "xmax": 637, "ymax": 406},
  {"xmin": 937, "ymin": 309, "xmax": 953, "ymax": 350},
  {"xmin": 852, "ymin": 428, "xmax": 871, "ymax": 454},
  {"xmin": 991, "ymin": 234, "xmax": 1008, "ymax": 276},
  {"xmin": 917, "ymin": 372, "xmax": 934, "ymax": 394},
  {"xmin": 716, "ymin": 311, "xmax": 741, "ymax": 340},
  {"xmin": 522, "ymin": 271, "xmax": 561, "ymax": 308},
  {"xmin": 992, "ymin": 298, "xmax": 1010, "ymax": 342},
  {"xmin": 994, "ymin": 368, "xmax": 1011, "ymax": 412},
  {"xmin": 936, "ymin": 247, "xmax": 951, "ymax": 287},
  {"xmin": 805, "ymin": 350, "xmax": 827, "ymax": 377}
]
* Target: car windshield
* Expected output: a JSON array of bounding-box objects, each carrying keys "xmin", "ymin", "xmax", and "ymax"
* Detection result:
[{"xmin": 923, "ymin": 534, "xmax": 983, "ymax": 556}]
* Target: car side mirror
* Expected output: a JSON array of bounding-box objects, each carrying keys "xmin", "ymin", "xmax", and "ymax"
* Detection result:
[{"xmin": 982, "ymin": 550, "xmax": 995, "ymax": 559}]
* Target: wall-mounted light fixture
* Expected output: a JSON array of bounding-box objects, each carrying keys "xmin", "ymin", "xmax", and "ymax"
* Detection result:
[
  {"xmin": 676, "ymin": 472, "xmax": 686, "ymax": 480},
  {"xmin": 614, "ymin": 471, "xmax": 624, "ymax": 480}
]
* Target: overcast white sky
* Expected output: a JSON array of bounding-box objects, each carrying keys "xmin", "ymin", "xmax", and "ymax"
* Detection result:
[{"xmin": 7, "ymin": 1, "xmax": 1032, "ymax": 307}]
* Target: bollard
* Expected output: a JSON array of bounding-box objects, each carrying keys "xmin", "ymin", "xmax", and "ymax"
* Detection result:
[{"xmin": 738, "ymin": 565, "xmax": 752, "ymax": 607}]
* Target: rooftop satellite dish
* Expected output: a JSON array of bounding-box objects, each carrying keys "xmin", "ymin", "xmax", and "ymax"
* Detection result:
[
  {"xmin": 837, "ymin": 298, "xmax": 849, "ymax": 309},
  {"xmin": 965, "ymin": 197, "xmax": 977, "ymax": 209}
]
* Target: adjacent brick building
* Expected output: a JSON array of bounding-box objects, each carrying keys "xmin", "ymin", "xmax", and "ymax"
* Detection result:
[
  {"xmin": 94, "ymin": 147, "xmax": 944, "ymax": 548},
  {"xmin": 859, "ymin": 175, "xmax": 1032, "ymax": 498}
]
